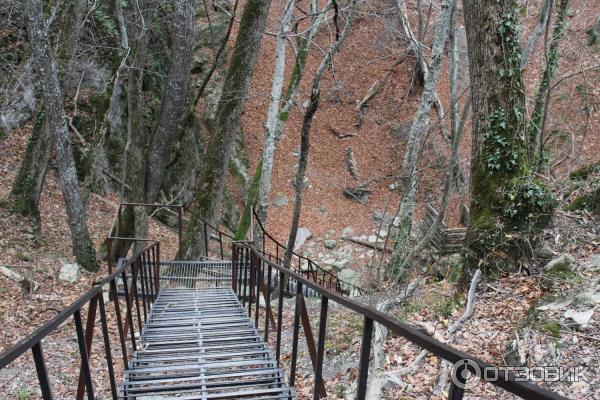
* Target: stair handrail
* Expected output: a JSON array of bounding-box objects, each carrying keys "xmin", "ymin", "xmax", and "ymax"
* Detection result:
[
  {"xmin": 232, "ymin": 241, "xmax": 569, "ymax": 400},
  {"xmin": 0, "ymin": 241, "xmax": 161, "ymax": 400},
  {"xmin": 252, "ymin": 208, "xmax": 364, "ymax": 296}
]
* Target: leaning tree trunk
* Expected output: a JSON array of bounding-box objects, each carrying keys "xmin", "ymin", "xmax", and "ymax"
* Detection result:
[
  {"xmin": 145, "ymin": 0, "xmax": 196, "ymax": 204},
  {"xmin": 179, "ymin": 0, "xmax": 271, "ymax": 260},
  {"xmin": 8, "ymin": 109, "xmax": 52, "ymax": 218},
  {"xmin": 24, "ymin": 0, "xmax": 96, "ymax": 271},
  {"xmin": 256, "ymin": 0, "xmax": 331, "ymax": 231},
  {"xmin": 529, "ymin": 0, "xmax": 569, "ymax": 171},
  {"xmin": 463, "ymin": 0, "xmax": 554, "ymax": 272},
  {"xmin": 283, "ymin": 0, "xmax": 358, "ymax": 269},
  {"xmin": 389, "ymin": 0, "xmax": 453, "ymax": 278}
]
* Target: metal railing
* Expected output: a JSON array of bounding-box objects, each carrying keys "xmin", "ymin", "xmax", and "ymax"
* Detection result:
[
  {"xmin": 0, "ymin": 241, "xmax": 161, "ymax": 400},
  {"xmin": 231, "ymin": 241, "xmax": 568, "ymax": 400},
  {"xmin": 252, "ymin": 209, "xmax": 364, "ymax": 297}
]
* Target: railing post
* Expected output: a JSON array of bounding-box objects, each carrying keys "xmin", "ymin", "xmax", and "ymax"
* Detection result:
[
  {"xmin": 110, "ymin": 279, "xmax": 128, "ymax": 368},
  {"xmin": 74, "ymin": 309, "xmax": 95, "ymax": 400},
  {"xmin": 204, "ymin": 223, "xmax": 209, "ymax": 257},
  {"xmin": 97, "ymin": 293, "xmax": 118, "ymax": 400},
  {"xmin": 255, "ymin": 253, "xmax": 261, "ymax": 328},
  {"xmin": 232, "ymin": 244, "xmax": 238, "ymax": 293},
  {"xmin": 178, "ymin": 206, "xmax": 183, "ymax": 250},
  {"xmin": 219, "ymin": 232, "xmax": 224, "ymax": 260},
  {"xmin": 289, "ymin": 282, "xmax": 303, "ymax": 387},
  {"xmin": 313, "ymin": 296, "xmax": 329, "ymax": 400},
  {"xmin": 264, "ymin": 263, "xmax": 272, "ymax": 342},
  {"xmin": 31, "ymin": 343, "xmax": 53, "ymax": 400},
  {"xmin": 76, "ymin": 293, "xmax": 98, "ymax": 400},
  {"xmin": 448, "ymin": 363, "xmax": 467, "ymax": 400},
  {"xmin": 276, "ymin": 269, "xmax": 284, "ymax": 365},
  {"xmin": 155, "ymin": 242, "xmax": 161, "ymax": 294},
  {"xmin": 356, "ymin": 316, "xmax": 374, "ymax": 400}
]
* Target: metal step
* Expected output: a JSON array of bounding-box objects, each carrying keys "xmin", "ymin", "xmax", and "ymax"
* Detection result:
[{"xmin": 120, "ymin": 287, "xmax": 296, "ymax": 399}]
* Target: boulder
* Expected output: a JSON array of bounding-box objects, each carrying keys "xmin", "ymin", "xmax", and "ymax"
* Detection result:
[
  {"xmin": 272, "ymin": 193, "xmax": 289, "ymax": 207},
  {"xmin": 289, "ymin": 228, "xmax": 312, "ymax": 250},
  {"xmin": 534, "ymin": 244, "xmax": 555, "ymax": 260},
  {"xmin": 544, "ymin": 254, "xmax": 575, "ymax": 274},
  {"xmin": 339, "ymin": 269, "xmax": 360, "ymax": 286},
  {"xmin": 367, "ymin": 235, "xmax": 378, "ymax": 243},
  {"xmin": 323, "ymin": 239, "xmax": 337, "ymax": 249},
  {"xmin": 342, "ymin": 226, "xmax": 353, "ymax": 236},
  {"xmin": 59, "ymin": 263, "xmax": 81, "ymax": 284},
  {"xmin": 563, "ymin": 309, "xmax": 594, "ymax": 331}
]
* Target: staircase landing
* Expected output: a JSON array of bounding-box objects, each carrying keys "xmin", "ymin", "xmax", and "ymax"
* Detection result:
[{"xmin": 120, "ymin": 287, "xmax": 295, "ymax": 399}]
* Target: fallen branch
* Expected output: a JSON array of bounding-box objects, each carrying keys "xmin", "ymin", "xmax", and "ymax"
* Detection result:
[
  {"xmin": 341, "ymin": 236, "xmax": 392, "ymax": 253},
  {"xmin": 433, "ymin": 268, "xmax": 482, "ymax": 394},
  {"xmin": 365, "ymin": 279, "xmax": 423, "ymax": 399}
]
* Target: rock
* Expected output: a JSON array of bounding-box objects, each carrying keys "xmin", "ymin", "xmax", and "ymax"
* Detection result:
[
  {"xmin": 586, "ymin": 254, "xmax": 600, "ymax": 270},
  {"xmin": 272, "ymin": 193, "xmax": 289, "ymax": 207},
  {"xmin": 332, "ymin": 258, "xmax": 350, "ymax": 270},
  {"xmin": 338, "ymin": 269, "xmax": 360, "ymax": 286},
  {"xmin": 389, "ymin": 183, "xmax": 397, "ymax": 190},
  {"xmin": 289, "ymin": 228, "xmax": 311, "ymax": 250},
  {"xmin": 367, "ymin": 235, "xmax": 378, "ymax": 243},
  {"xmin": 342, "ymin": 226, "xmax": 353, "ymax": 236},
  {"xmin": 544, "ymin": 254, "xmax": 575, "ymax": 274},
  {"xmin": 576, "ymin": 290, "xmax": 600, "ymax": 306},
  {"xmin": 323, "ymin": 239, "xmax": 337, "ymax": 249},
  {"xmin": 534, "ymin": 244, "xmax": 555, "ymax": 260},
  {"xmin": 59, "ymin": 263, "xmax": 81, "ymax": 284},
  {"xmin": 563, "ymin": 309, "xmax": 594, "ymax": 331},
  {"xmin": 537, "ymin": 299, "xmax": 573, "ymax": 311}
]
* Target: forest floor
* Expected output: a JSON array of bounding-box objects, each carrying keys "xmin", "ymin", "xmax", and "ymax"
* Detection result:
[{"xmin": 0, "ymin": 0, "xmax": 599, "ymax": 399}]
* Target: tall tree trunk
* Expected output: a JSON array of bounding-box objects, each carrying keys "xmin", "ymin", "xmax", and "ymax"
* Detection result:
[
  {"xmin": 528, "ymin": 0, "xmax": 569, "ymax": 171},
  {"xmin": 24, "ymin": 0, "xmax": 97, "ymax": 271},
  {"xmin": 7, "ymin": 109, "xmax": 52, "ymax": 218},
  {"xmin": 463, "ymin": 0, "xmax": 554, "ymax": 272},
  {"xmin": 521, "ymin": 0, "xmax": 553, "ymax": 68},
  {"xmin": 145, "ymin": 0, "xmax": 196, "ymax": 204},
  {"xmin": 389, "ymin": 0, "xmax": 453, "ymax": 278},
  {"xmin": 256, "ymin": 0, "xmax": 331, "ymax": 231},
  {"xmin": 283, "ymin": 0, "xmax": 358, "ymax": 269},
  {"xmin": 179, "ymin": 0, "xmax": 271, "ymax": 260}
]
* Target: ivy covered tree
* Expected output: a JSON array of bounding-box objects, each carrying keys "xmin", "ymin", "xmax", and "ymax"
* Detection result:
[{"xmin": 462, "ymin": 0, "xmax": 555, "ymax": 272}]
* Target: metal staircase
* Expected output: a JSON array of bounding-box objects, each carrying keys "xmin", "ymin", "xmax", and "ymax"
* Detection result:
[{"xmin": 121, "ymin": 286, "xmax": 295, "ymax": 399}]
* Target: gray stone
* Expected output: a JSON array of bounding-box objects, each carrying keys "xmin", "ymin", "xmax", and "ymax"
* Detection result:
[
  {"xmin": 563, "ymin": 309, "xmax": 594, "ymax": 331},
  {"xmin": 367, "ymin": 235, "xmax": 378, "ymax": 243},
  {"xmin": 59, "ymin": 263, "xmax": 81, "ymax": 284},
  {"xmin": 339, "ymin": 269, "xmax": 360, "ymax": 286},
  {"xmin": 342, "ymin": 226, "xmax": 353, "ymax": 236},
  {"xmin": 587, "ymin": 254, "xmax": 600, "ymax": 269},
  {"xmin": 272, "ymin": 193, "xmax": 289, "ymax": 207},
  {"xmin": 544, "ymin": 254, "xmax": 575, "ymax": 274},
  {"xmin": 289, "ymin": 228, "xmax": 312, "ymax": 250},
  {"xmin": 323, "ymin": 239, "xmax": 337, "ymax": 249},
  {"xmin": 332, "ymin": 258, "xmax": 350, "ymax": 270},
  {"xmin": 534, "ymin": 244, "xmax": 555, "ymax": 260}
]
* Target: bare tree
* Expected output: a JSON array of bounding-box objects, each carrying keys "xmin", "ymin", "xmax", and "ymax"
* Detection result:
[
  {"xmin": 23, "ymin": 0, "xmax": 96, "ymax": 271},
  {"xmin": 145, "ymin": 0, "xmax": 196, "ymax": 204},
  {"xmin": 180, "ymin": 0, "xmax": 271, "ymax": 259},
  {"xmin": 389, "ymin": 0, "xmax": 453, "ymax": 277},
  {"xmin": 256, "ymin": 0, "xmax": 332, "ymax": 228},
  {"xmin": 528, "ymin": 0, "xmax": 569, "ymax": 171},
  {"xmin": 283, "ymin": 0, "xmax": 359, "ymax": 269}
]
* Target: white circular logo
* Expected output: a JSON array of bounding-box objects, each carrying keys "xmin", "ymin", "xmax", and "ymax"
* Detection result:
[{"xmin": 451, "ymin": 359, "xmax": 481, "ymax": 390}]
